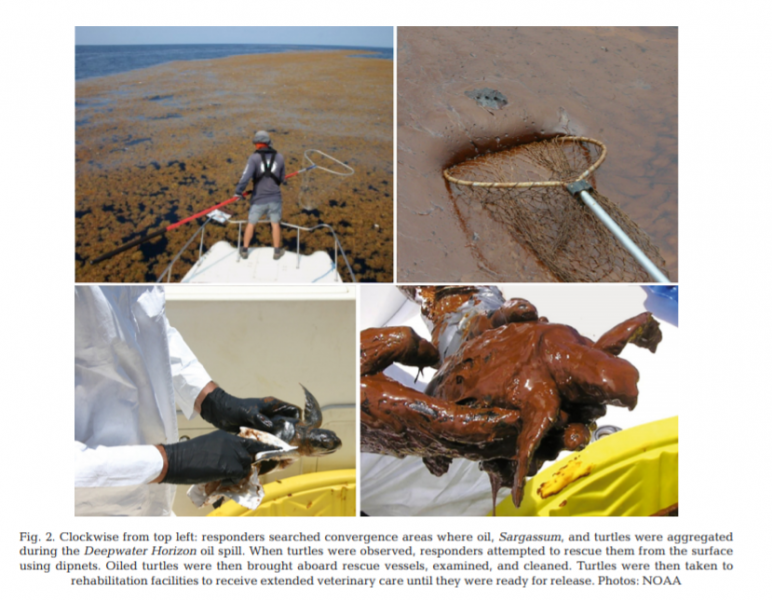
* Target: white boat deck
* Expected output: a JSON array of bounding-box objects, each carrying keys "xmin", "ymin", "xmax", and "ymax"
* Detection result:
[{"xmin": 180, "ymin": 241, "xmax": 340, "ymax": 283}]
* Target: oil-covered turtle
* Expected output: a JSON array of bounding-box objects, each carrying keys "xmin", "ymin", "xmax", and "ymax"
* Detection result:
[
  {"xmin": 260, "ymin": 384, "xmax": 342, "ymax": 475},
  {"xmin": 189, "ymin": 384, "xmax": 341, "ymax": 509},
  {"xmin": 361, "ymin": 286, "xmax": 662, "ymax": 514}
]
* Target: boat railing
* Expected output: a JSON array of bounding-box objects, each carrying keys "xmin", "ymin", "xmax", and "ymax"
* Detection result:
[{"xmin": 157, "ymin": 217, "xmax": 357, "ymax": 283}]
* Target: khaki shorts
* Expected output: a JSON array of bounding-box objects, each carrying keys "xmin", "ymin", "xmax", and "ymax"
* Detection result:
[{"xmin": 248, "ymin": 201, "xmax": 282, "ymax": 224}]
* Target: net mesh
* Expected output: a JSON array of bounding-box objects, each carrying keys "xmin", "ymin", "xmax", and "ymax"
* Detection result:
[
  {"xmin": 297, "ymin": 149, "xmax": 354, "ymax": 211},
  {"xmin": 444, "ymin": 137, "xmax": 669, "ymax": 283}
]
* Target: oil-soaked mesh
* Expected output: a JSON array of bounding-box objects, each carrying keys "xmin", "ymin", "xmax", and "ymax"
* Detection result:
[
  {"xmin": 444, "ymin": 137, "xmax": 669, "ymax": 283},
  {"xmin": 297, "ymin": 149, "xmax": 355, "ymax": 211}
]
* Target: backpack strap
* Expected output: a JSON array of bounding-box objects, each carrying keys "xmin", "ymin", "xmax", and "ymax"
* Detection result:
[{"xmin": 253, "ymin": 148, "xmax": 282, "ymax": 185}]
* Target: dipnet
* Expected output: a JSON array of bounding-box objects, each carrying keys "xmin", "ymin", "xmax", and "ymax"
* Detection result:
[
  {"xmin": 443, "ymin": 136, "xmax": 669, "ymax": 283},
  {"xmin": 297, "ymin": 149, "xmax": 355, "ymax": 211}
]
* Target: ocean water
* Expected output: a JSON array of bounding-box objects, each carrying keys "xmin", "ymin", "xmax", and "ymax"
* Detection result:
[{"xmin": 76, "ymin": 44, "xmax": 392, "ymax": 81}]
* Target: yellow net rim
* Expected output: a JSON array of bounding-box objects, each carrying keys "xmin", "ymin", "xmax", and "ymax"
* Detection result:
[{"xmin": 442, "ymin": 136, "xmax": 607, "ymax": 188}]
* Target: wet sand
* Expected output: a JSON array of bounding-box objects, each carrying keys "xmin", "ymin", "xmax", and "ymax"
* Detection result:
[
  {"xmin": 76, "ymin": 50, "xmax": 393, "ymax": 282},
  {"xmin": 397, "ymin": 27, "xmax": 677, "ymax": 282}
]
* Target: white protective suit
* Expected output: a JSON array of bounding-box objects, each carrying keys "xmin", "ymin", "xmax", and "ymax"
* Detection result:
[{"xmin": 74, "ymin": 286, "xmax": 211, "ymax": 516}]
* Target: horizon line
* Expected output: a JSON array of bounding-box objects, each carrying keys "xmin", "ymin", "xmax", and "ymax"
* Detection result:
[{"xmin": 76, "ymin": 42, "xmax": 392, "ymax": 49}]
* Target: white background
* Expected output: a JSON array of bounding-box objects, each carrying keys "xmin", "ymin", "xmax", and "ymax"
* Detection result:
[{"xmin": 4, "ymin": 5, "xmax": 769, "ymax": 597}]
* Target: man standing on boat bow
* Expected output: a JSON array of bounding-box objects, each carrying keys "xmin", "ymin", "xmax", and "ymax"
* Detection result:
[{"xmin": 235, "ymin": 130, "xmax": 286, "ymax": 260}]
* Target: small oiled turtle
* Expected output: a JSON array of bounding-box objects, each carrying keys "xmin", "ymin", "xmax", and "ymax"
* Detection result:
[
  {"xmin": 189, "ymin": 385, "xmax": 342, "ymax": 509},
  {"xmin": 263, "ymin": 384, "xmax": 341, "ymax": 474}
]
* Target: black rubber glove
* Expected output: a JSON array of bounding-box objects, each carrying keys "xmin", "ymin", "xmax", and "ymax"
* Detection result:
[
  {"xmin": 200, "ymin": 387, "xmax": 301, "ymax": 434},
  {"xmin": 162, "ymin": 430, "xmax": 273, "ymax": 485}
]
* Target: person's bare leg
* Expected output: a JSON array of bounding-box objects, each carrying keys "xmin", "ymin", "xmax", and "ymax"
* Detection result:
[
  {"xmin": 271, "ymin": 222, "xmax": 281, "ymax": 249},
  {"xmin": 243, "ymin": 223, "xmax": 255, "ymax": 249}
]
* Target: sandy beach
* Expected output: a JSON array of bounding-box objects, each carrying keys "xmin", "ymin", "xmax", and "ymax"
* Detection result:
[
  {"xmin": 397, "ymin": 27, "xmax": 677, "ymax": 282},
  {"xmin": 76, "ymin": 50, "xmax": 393, "ymax": 282}
]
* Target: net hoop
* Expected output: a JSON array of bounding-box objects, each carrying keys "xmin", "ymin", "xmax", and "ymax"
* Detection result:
[
  {"xmin": 443, "ymin": 136, "xmax": 607, "ymax": 188},
  {"xmin": 304, "ymin": 149, "xmax": 355, "ymax": 177}
]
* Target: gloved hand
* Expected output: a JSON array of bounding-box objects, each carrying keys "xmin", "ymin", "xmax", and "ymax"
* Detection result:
[
  {"xmin": 235, "ymin": 193, "xmax": 245, "ymax": 201},
  {"xmin": 161, "ymin": 430, "xmax": 273, "ymax": 485},
  {"xmin": 200, "ymin": 387, "xmax": 301, "ymax": 434}
]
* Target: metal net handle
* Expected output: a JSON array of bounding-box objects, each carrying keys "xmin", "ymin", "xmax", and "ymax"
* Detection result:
[
  {"xmin": 442, "ymin": 136, "xmax": 607, "ymax": 188},
  {"xmin": 304, "ymin": 149, "xmax": 355, "ymax": 177}
]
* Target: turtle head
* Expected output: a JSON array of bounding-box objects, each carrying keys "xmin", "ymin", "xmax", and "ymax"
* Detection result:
[
  {"xmin": 302, "ymin": 427, "xmax": 342, "ymax": 456},
  {"xmin": 497, "ymin": 298, "xmax": 538, "ymax": 324}
]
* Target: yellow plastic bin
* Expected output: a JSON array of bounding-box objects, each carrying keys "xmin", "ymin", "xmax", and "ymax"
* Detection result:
[
  {"xmin": 494, "ymin": 416, "xmax": 678, "ymax": 516},
  {"xmin": 208, "ymin": 469, "xmax": 356, "ymax": 517}
]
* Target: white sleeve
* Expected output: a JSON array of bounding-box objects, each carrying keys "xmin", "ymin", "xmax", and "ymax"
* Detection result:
[
  {"xmin": 166, "ymin": 319, "xmax": 212, "ymax": 420},
  {"xmin": 74, "ymin": 442, "xmax": 164, "ymax": 487}
]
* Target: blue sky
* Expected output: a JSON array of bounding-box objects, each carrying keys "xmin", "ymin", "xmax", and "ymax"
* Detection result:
[{"xmin": 76, "ymin": 26, "xmax": 393, "ymax": 48}]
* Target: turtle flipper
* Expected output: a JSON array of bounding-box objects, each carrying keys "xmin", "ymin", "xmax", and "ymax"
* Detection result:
[
  {"xmin": 299, "ymin": 384, "xmax": 323, "ymax": 429},
  {"xmin": 595, "ymin": 312, "xmax": 662, "ymax": 355}
]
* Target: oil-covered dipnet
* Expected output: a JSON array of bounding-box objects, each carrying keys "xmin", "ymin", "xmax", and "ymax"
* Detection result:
[{"xmin": 443, "ymin": 137, "xmax": 668, "ymax": 283}]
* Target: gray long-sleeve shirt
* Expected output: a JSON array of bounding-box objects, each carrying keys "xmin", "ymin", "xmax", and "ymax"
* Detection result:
[{"xmin": 235, "ymin": 149, "xmax": 286, "ymax": 205}]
